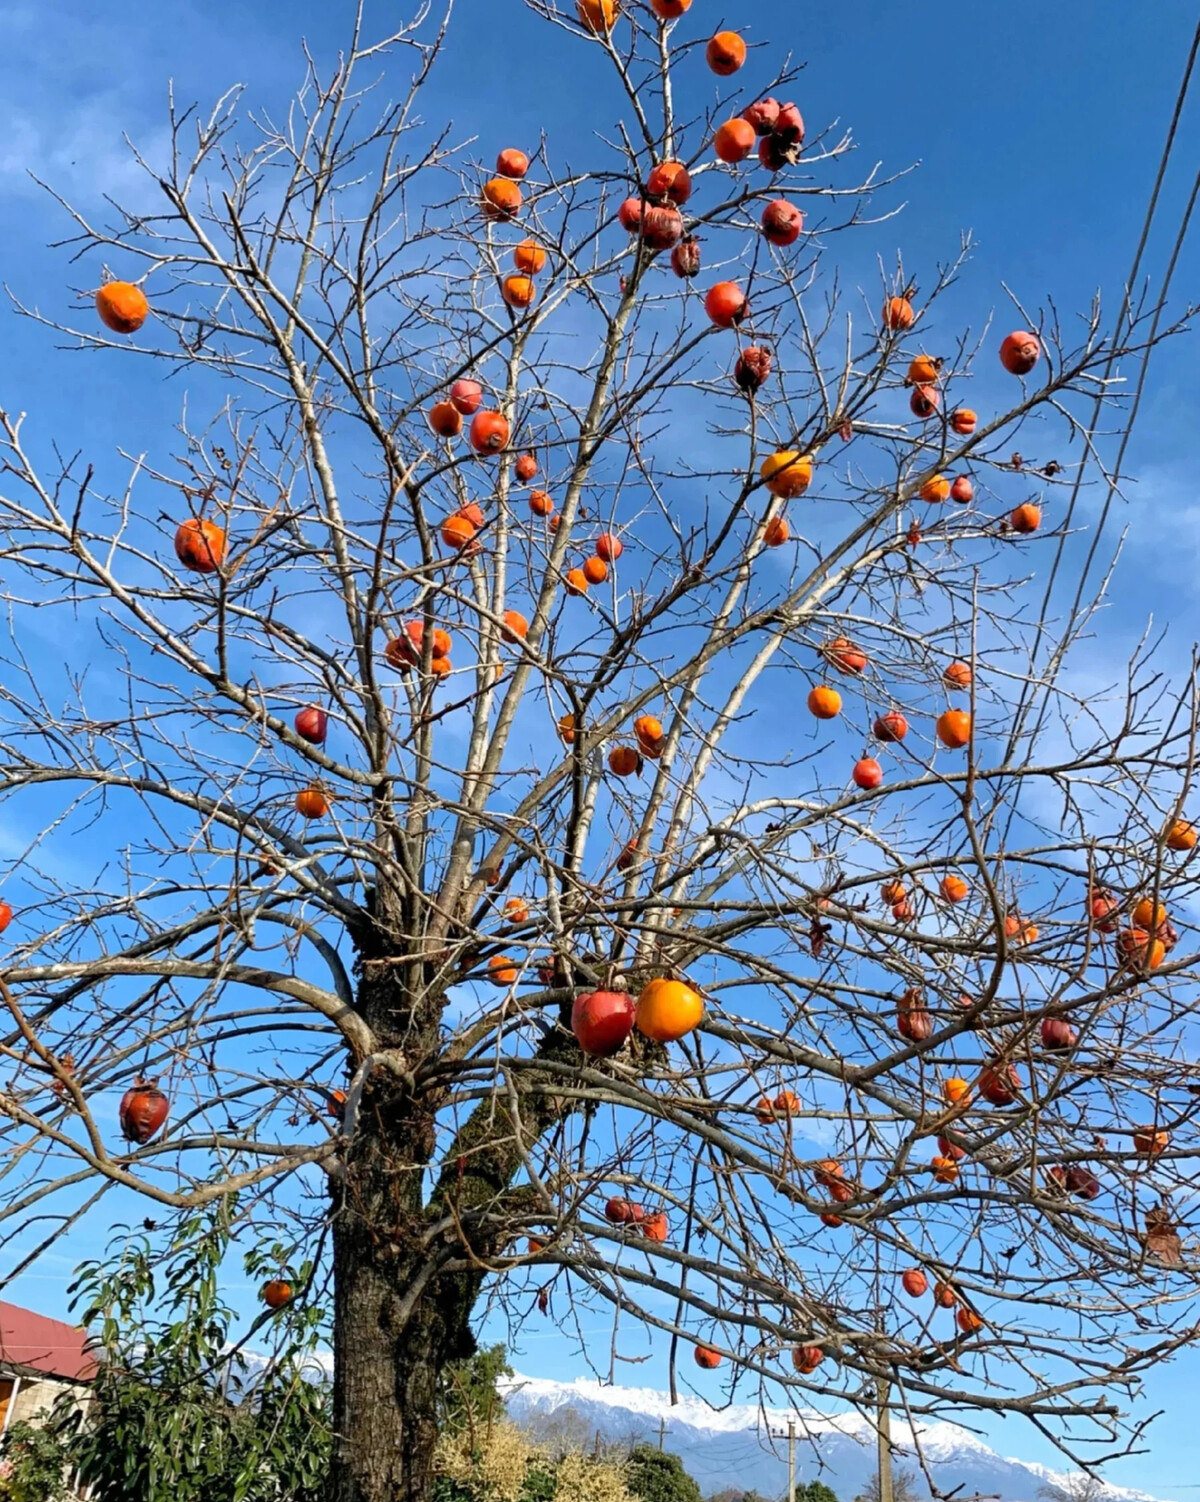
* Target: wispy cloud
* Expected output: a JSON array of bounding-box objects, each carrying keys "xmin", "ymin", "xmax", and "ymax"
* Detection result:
[{"xmin": 0, "ymin": 98, "xmax": 169, "ymax": 212}]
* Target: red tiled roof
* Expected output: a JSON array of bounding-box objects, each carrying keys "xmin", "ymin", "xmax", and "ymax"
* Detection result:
[{"xmin": 0, "ymin": 1301, "xmax": 96, "ymax": 1382}]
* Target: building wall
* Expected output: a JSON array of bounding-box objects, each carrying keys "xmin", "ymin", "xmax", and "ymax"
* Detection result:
[
  {"xmin": 2, "ymin": 1372, "xmax": 88, "ymax": 1430},
  {"xmin": 0, "ymin": 1372, "xmax": 92, "ymax": 1499}
]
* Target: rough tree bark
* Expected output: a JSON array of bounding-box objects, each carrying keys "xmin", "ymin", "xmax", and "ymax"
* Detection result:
[
  {"xmin": 330, "ymin": 1182, "xmax": 471, "ymax": 1502},
  {"xmin": 331, "ymin": 892, "xmax": 571, "ymax": 1502},
  {"xmin": 329, "ymin": 1051, "xmax": 573, "ymax": 1499},
  {"xmin": 329, "ymin": 1014, "xmax": 449, "ymax": 1497}
]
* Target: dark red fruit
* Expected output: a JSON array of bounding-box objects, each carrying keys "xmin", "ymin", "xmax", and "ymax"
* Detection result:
[
  {"xmin": 450, "ymin": 379, "xmax": 483, "ymax": 415},
  {"xmin": 1087, "ymin": 887, "xmax": 1120, "ymax": 934},
  {"xmin": 571, "ymin": 989, "xmax": 636, "ymax": 1056},
  {"xmin": 898, "ymin": 1006, "xmax": 933, "ymax": 1042},
  {"xmin": 775, "ymin": 103, "xmax": 804, "ymax": 144},
  {"xmin": 761, "ymin": 199, "xmax": 804, "ymax": 246},
  {"xmin": 1065, "ymin": 1165, "xmax": 1101, "ymax": 1200},
  {"xmin": 119, "ymin": 1081, "xmax": 170, "ymax": 1144},
  {"xmin": 671, "ymin": 238, "xmax": 701, "ymax": 278},
  {"xmin": 294, "ymin": 706, "xmax": 328, "ymax": 744},
  {"xmin": 1000, "ymin": 330, "xmax": 1041, "ymax": 376},
  {"xmin": 618, "ymin": 197, "xmax": 644, "ymax": 233},
  {"xmin": 979, "ymin": 1062, "xmax": 1020, "ymax": 1107},
  {"xmin": 910, "ymin": 385, "xmax": 940, "ymax": 418},
  {"xmin": 758, "ymin": 136, "xmax": 793, "ymax": 171},
  {"xmin": 937, "ymin": 1133, "xmax": 966, "ymax": 1163},
  {"xmin": 641, "ymin": 205, "xmax": 683, "ymax": 252},
  {"xmin": 1040, "ymin": 1016, "xmax": 1077, "ymax": 1052},
  {"xmin": 735, "ymin": 346, "xmax": 772, "ymax": 393},
  {"xmin": 874, "ymin": 711, "xmax": 909, "ymax": 743},
  {"xmin": 759, "ymin": 105, "xmax": 804, "ymax": 168},
  {"xmin": 742, "ymin": 98, "xmax": 781, "ymax": 135}
]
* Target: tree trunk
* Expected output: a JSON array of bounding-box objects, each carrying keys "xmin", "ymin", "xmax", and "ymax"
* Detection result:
[
  {"xmin": 326, "ymin": 1082, "xmax": 487, "ymax": 1502},
  {"xmin": 325, "ymin": 904, "xmax": 572, "ymax": 1501},
  {"xmin": 328, "ymin": 1218, "xmax": 460, "ymax": 1502},
  {"xmin": 326, "ymin": 915, "xmax": 477, "ymax": 1502},
  {"xmin": 324, "ymin": 1063, "xmax": 560, "ymax": 1502}
]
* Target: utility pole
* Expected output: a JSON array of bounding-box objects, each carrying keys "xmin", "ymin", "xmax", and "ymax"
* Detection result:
[
  {"xmin": 657, "ymin": 1415, "xmax": 667, "ymax": 1451},
  {"xmin": 787, "ymin": 1417, "xmax": 797, "ymax": 1502},
  {"xmin": 877, "ymin": 1379, "xmax": 894, "ymax": 1502}
]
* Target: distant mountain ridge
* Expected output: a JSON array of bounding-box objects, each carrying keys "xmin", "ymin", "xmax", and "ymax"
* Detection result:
[{"xmin": 501, "ymin": 1374, "xmax": 1175, "ymax": 1502}]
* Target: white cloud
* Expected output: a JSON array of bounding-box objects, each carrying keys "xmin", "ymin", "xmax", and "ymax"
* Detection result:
[{"xmin": 0, "ymin": 99, "xmax": 168, "ymax": 212}]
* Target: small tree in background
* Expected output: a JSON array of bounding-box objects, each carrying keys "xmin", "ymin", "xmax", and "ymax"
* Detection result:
[
  {"xmin": 439, "ymin": 1345, "xmax": 515, "ymax": 1440},
  {"xmin": 626, "ymin": 1446, "xmax": 703, "ymax": 1502},
  {"xmin": 0, "ymin": 2, "xmax": 1198, "ymax": 1500},
  {"xmin": 516, "ymin": 1406, "xmax": 604, "ymax": 1462},
  {"xmin": 53, "ymin": 1211, "xmax": 330, "ymax": 1502},
  {"xmin": 1038, "ymin": 1479, "xmax": 1109, "ymax": 1502},
  {"xmin": 853, "ymin": 1471, "xmax": 923, "ymax": 1502},
  {"xmin": 794, "ymin": 1483, "xmax": 840, "ymax": 1502}
]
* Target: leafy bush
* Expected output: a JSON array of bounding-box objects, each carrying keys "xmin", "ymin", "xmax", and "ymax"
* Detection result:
[
  {"xmin": 625, "ymin": 1445, "xmax": 703, "ymax": 1502},
  {"xmin": 796, "ymin": 1484, "xmax": 841, "ymax": 1502},
  {"xmin": 52, "ymin": 1206, "xmax": 331, "ymax": 1502},
  {"xmin": 0, "ymin": 1420, "xmax": 69, "ymax": 1502},
  {"xmin": 433, "ymin": 1421, "xmax": 634, "ymax": 1502},
  {"xmin": 439, "ymin": 1345, "xmax": 515, "ymax": 1437}
]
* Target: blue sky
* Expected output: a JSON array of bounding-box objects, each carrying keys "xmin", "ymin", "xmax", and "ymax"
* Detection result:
[{"xmin": 2, "ymin": 0, "xmax": 1200, "ymax": 1492}]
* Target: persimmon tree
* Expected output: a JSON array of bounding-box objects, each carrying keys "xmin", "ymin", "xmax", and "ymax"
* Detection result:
[{"xmin": 1, "ymin": 4, "xmax": 1198, "ymax": 1501}]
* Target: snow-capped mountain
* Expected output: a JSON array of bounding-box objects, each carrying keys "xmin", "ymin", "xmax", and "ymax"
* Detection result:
[{"xmin": 501, "ymin": 1374, "xmax": 1175, "ymax": 1502}]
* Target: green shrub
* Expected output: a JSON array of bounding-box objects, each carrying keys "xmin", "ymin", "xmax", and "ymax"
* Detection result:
[{"xmin": 0, "ymin": 1419, "xmax": 69, "ymax": 1502}]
